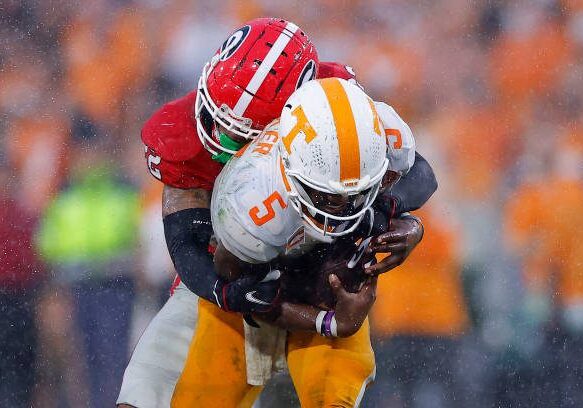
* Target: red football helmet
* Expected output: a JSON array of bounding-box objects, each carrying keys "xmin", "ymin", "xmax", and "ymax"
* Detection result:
[{"xmin": 195, "ymin": 18, "xmax": 319, "ymax": 156}]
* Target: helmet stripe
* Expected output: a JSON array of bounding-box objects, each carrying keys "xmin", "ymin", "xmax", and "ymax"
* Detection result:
[
  {"xmin": 367, "ymin": 98, "xmax": 383, "ymax": 137},
  {"xmin": 232, "ymin": 22, "xmax": 299, "ymax": 117},
  {"xmin": 319, "ymin": 78, "xmax": 361, "ymax": 182}
]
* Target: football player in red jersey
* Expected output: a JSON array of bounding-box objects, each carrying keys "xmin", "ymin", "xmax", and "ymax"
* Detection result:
[{"xmin": 118, "ymin": 17, "xmax": 436, "ymax": 408}]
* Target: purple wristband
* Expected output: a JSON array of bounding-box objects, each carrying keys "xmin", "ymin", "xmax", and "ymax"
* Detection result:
[{"xmin": 322, "ymin": 311, "xmax": 335, "ymax": 337}]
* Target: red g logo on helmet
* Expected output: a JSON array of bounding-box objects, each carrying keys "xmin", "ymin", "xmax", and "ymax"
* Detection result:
[
  {"xmin": 195, "ymin": 18, "xmax": 319, "ymax": 157},
  {"xmin": 219, "ymin": 25, "xmax": 251, "ymax": 61}
]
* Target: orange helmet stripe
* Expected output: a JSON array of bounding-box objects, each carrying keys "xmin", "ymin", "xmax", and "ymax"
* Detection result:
[
  {"xmin": 367, "ymin": 98, "xmax": 382, "ymax": 137},
  {"xmin": 320, "ymin": 78, "xmax": 360, "ymax": 182}
]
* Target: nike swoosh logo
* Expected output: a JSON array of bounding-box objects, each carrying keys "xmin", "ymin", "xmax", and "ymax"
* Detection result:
[{"xmin": 245, "ymin": 291, "xmax": 270, "ymax": 306}]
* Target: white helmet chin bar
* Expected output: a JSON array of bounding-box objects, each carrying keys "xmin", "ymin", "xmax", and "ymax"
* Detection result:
[
  {"xmin": 284, "ymin": 158, "xmax": 389, "ymax": 238},
  {"xmin": 195, "ymin": 53, "xmax": 262, "ymax": 156}
]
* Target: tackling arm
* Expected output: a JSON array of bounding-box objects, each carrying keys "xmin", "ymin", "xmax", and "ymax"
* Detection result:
[
  {"xmin": 162, "ymin": 186, "xmax": 219, "ymax": 303},
  {"xmin": 212, "ymin": 243, "xmax": 325, "ymax": 333},
  {"xmin": 163, "ymin": 186, "xmax": 280, "ymax": 313},
  {"xmin": 379, "ymin": 151, "xmax": 438, "ymax": 215},
  {"xmin": 254, "ymin": 274, "xmax": 377, "ymax": 338},
  {"xmin": 363, "ymin": 151, "xmax": 435, "ymax": 276},
  {"xmin": 213, "ymin": 241, "xmax": 376, "ymax": 338},
  {"xmin": 363, "ymin": 153, "xmax": 433, "ymax": 276}
]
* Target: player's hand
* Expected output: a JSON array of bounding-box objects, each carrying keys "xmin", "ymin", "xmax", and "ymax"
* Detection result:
[
  {"xmin": 364, "ymin": 215, "xmax": 423, "ymax": 276},
  {"xmin": 330, "ymin": 274, "xmax": 377, "ymax": 337},
  {"xmin": 218, "ymin": 270, "xmax": 281, "ymax": 313}
]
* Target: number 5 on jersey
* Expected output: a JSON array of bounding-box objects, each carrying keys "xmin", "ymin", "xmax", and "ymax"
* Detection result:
[{"xmin": 249, "ymin": 192, "xmax": 287, "ymax": 226}]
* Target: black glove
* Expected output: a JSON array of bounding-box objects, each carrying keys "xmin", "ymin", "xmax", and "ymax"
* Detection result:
[{"xmin": 213, "ymin": 269, "xmax": 281, "ymax": 313}]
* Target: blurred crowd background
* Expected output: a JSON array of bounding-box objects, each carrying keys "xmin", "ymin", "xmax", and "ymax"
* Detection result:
[{"xmin": 2, "ymin": 0, "xmax": 583, "ymax": 407}]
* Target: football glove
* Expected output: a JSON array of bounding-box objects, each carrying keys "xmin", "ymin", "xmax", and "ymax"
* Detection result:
[{"xmin": 213, "ymin": 269, "xmax": 281, "ymax": 313}]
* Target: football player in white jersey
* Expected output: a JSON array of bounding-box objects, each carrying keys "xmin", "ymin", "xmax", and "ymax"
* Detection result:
[
  {"xmin": 172, "ymin": 77, "xmax": 418, "ymax": 407},
  {"xmin": 212, "ymin": 76, "xmax": 413, "ymax": 330}
]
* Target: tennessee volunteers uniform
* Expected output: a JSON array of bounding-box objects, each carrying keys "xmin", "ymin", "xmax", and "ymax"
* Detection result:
[
  {"xmin": 118, "ymin": 16, "xmax": 360, "ymax": 408},
  {"xmin": 211, "ymin": 106, "xmax": 414, "ymax": 265},
  {"xmin": 172, "ymin": 78, "xmax": 415, "ymax": 407}
]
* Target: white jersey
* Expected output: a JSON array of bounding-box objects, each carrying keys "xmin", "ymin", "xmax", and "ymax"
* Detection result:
[
  {"xmin": 212, "ymin": 122, "xmax": 305, "ymax": 263},
  {"xmin": 374, "ymin": 101, "xmax": 416, "ymax": 175},
  {"xmin": 212, "ymin": 104, "xmax": 415, "ymax": 264}
]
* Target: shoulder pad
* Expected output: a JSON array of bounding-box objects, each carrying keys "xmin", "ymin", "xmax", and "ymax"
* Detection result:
[
  {"xmin": 141, "ymin": 91, "xmax": 203, "ymax": 162},
  {"xmin": 318, "ymin": 61, "xmax": 363, "ymax": 89},
  {"xmin": 374, "ymin": 101, "xmax": 416, "ymax": 175}
]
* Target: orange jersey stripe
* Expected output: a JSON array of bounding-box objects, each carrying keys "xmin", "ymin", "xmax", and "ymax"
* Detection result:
[{"xmin": 320, "ymin": 78, "xmax": 360, "ymax": 182}]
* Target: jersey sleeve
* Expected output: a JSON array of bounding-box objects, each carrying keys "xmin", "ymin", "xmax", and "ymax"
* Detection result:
[
  {"xmin": 374, "ymin": 101, "xmax": 416, "ymax": 175},
  {"xmin": 141, "ymin": 91, "xmax": 223, "ymax": 190}
]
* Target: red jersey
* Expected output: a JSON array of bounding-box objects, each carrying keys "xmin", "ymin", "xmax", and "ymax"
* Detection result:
[
  {"xmin": 141, "ymin": 91, "xmax": 223, "ymax": 191},
  {"xmin": 141, "ymin": 62, "xmax": 357, "ymax": 190}
]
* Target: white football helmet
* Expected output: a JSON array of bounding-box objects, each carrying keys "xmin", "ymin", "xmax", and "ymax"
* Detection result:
[{"xmin": 278, "ymin": 77, "xmax": 389, "ymax": 237}]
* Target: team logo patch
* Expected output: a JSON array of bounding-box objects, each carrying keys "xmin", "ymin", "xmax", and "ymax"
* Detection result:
[
  {"xmin": 296, "ymin": 60, "xmax": 317, "ymax": 89},
  {"xmin": 219, "ymin": 25, "xmax": 251, "ymax": 61}
]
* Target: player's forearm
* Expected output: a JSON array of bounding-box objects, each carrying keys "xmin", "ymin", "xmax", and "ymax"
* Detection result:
[
  {"xmin": 254, "ymin": 302, "xmax": 324, "ymax": 333},
  {"xmin": 378, "ymin": 151, "xmax": 437, "ymax": 215},
  {"xmin": 163, "ymin": 208, "xmax": 224, "ymax": 304},
  {"xmin": 255, "ymin": 301, "xmax": 362, "ymax": 338},
  {"xmin": 162, "ymin": 186, "xmax": 225, "ymax": 304}
]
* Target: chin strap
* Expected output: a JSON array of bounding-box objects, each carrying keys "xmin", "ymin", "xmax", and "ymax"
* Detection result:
[{"xmin": 211, "ymin": 132, "xmax": 245, "ymax": 164}]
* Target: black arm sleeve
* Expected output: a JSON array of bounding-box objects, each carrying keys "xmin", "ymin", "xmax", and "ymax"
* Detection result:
[
  {"xmin": 375, "ymin": 151, "xmax": 438, "ymax": 215},
  {"xmin": 163, "ymin": 208, "xmax": 222, "ymax": 304}
]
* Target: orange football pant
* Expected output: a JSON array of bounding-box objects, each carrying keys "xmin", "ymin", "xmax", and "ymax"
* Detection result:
[{"xmin": 171, "ymin": 299, "xmax": 376, "ymax": 408}]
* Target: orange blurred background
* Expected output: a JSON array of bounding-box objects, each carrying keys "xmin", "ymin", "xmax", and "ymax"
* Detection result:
[{"xmin": 2, "ymin": 0, "xmax": 583, "ymax": 406}]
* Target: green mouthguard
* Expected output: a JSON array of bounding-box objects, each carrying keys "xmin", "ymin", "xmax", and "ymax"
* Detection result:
[{"xmin": 211, "ymin": 132, "xmax": 245, "ymax": 164}]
